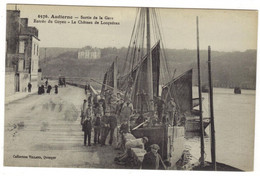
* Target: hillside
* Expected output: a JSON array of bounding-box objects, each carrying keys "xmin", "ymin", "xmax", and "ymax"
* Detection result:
[
  {"xmin": 39, "ymin": 48, "xmax": 257, "ymax": 90},
  {"xmin": 39, "ymin": 47, "xmax": 79, "ymax": 59}
]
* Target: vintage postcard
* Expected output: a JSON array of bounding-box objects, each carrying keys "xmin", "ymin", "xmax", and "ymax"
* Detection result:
[{"xmin": 4, "ymin": 4, "xmax": 257, "ymax": 172}]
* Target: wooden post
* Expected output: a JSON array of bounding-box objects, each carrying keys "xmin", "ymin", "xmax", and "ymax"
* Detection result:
[
  {"xmin": 208, "ymin": 46, "xmax": 217, "ymax": 170},
  {"xmin": 146, "ymin": 7, "xmax": 154, "ymax": 111},
  {"xmin": 196, "ymin": 16, "xmax": 205, "ymax": 166}
]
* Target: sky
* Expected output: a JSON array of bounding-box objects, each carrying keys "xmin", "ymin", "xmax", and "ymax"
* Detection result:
[{"xmin": 6, "ymin": 4, "xmax": 258, "ymax": 52}]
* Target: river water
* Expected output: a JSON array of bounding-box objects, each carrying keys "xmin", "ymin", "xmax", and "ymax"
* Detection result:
[{"xmin": 186, "ymin": 87, "xmax": 255, "ymax": 171}]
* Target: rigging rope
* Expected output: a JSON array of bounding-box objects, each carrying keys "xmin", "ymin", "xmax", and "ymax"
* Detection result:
[{"xmin": 123, "ymin": 8, "xmax": 140, "ymax": 76}]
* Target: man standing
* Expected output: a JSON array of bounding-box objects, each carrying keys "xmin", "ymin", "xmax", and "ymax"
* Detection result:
[
  {"xmin": 47, "ymin": 85, "xmax": 52, "ymax": 94},
  {"xmin": 45, "ymin": 79, "xmax": 48, "ymax": 87},
  {"xmin": 93, "ymin": 111, "xmax": 101, "ymax": 145},
  {"xmin": 41, "ymin": 85, "xmax": 45, "ymax": 94},
  {"xmin": 109, "ymin": 111, "xmax": 118, "ymax": 146},
  {"xmin": 54, "ymin": 85, "xmax": 58, "ymax": 94},
  {"xmin": 84, "ymin": 83, "xmax": 89, "ymax": 95},
  {"xmin": 156, "ymin": 97, "xmax": 165, "ymax": 123},
  {"xmin": 38, "ymin": 85, "xmax": 41, "ymax": 95},
  {"xmin": 98, "ymin": 95, "xmax": 106, "ymax": 115},
  {"xmin": 88, "ymin": 93, "xmax": 93, "ymax": 106},
  {"xmin": 28, "ymin": 82, "xmax": 32, "ymax": 92},
  {"xmin": 81, "ymin": 99, "xmax": 87, "ymax": 119},
  {"xmin": 142, "ymin": 144, "xmax": 166, "ymax": 170},
  {"xmin": 100, "ymin": 112, "xmax": 110, "ymax": 146},
  {"xmin": 82, "ymin": 104, "xmax": 93, "ymax": 146},
  {"xmin": 167, "ymin": 98, "xmax": 177, "ymax": 126},
  {"xmin": 120, "ymin": 99, "xmax": 133, "ymax": 132}
]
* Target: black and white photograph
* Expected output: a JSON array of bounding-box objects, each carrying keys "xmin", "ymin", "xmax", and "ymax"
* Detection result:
[{"xmin": 1, "ymin": 1, "xmax": 258, "ymax": 174}]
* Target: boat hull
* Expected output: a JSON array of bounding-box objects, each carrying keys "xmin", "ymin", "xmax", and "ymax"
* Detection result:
[
  {"xmin": 131, "ymin": 126, "xmax": 185, "ymax": 169},
  {"xmin": 185, "ymin": 119, "xmax": 210, "ymax": 132}
]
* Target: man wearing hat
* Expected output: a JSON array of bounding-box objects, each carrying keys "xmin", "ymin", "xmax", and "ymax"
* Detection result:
[
  {"xmin": 155, "ymin": 96, "xmax": 165, "ymax": 123},
  {"xmin": 82, "ymin": 104, "xmax": 93, "ymax": 146},
  {"xmin": 167, "ymin": 97, "xmax": 177, "ymax": 126},
  {"xmin": 98, "ymin": 95, "xmax": 106, "ymax": 115},
  {"xmin": 120, "ymin": 99, "xmax": 133, "ymax": 132},
  {"xmin": 108, "ymin": 110, "xmax": 118, "ymax": 146},
  {"xmin": 100, "ymin": 111, "xmax": 110, "ymax": 146},
  {"xmin": 142, "ymin": 144, "xmax": 166, "ymax": 170},
  {"xmin": 80, "ymin": 99, "xmax": 87, "ymax": 127}
]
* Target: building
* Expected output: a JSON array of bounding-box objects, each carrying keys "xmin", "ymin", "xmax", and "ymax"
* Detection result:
[
  {"xmin": 78, "ymin": 46, "xmax": 101, "ymax": 59},
  {"xmin": 5, "ymin": 10, "xmax": 40, "ymax": 96}
]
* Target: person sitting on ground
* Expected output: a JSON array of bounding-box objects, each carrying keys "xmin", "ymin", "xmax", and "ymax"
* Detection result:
[
  {"xmin": 115, "ymin": 137, "xmax": 148, "ymax": 163},
  {"xmin": 142, "ymin": 144, "xmax": 167, "ymax": 170}
]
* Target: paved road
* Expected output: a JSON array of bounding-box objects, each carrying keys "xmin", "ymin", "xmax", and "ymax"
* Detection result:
[{"xmin": 4, "ymin": 85, "xmax": 123, "ymax": 168}]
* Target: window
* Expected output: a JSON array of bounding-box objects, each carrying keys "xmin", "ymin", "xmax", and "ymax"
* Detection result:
[
  {"xmin": 32, "ymin": 61, "xmax": 34, "ymax": 71},
  {"xmin": 19, "ymin": 41, "xmax": 25, "ymax": 53}
]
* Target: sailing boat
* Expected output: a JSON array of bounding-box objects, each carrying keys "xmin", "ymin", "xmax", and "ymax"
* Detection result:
[{"xmin": 101, "ymin": 8, "xmax": 204, "ymax": 168}]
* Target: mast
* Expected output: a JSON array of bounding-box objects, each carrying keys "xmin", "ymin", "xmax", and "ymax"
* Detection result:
[
  {"xmin": 113, "ymin": 56, "xmax": 118, "ymax": 94},
  {"xmin": 196, "ymin": 16, "xmax": 205, "ymax": 166},
  {"xmin": 208, "ymin": 46, "xmax": 217, "ymax": 170},
  {"xmin": 146, "ymin": 7, "xmax": 154, "ymax": 111},
  {"xmin": 44, "ymin": 48, "xmax": 47, "ymax": 63}
]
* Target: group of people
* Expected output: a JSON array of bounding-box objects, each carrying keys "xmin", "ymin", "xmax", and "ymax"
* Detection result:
[
  {"xmin": 80, "ymin": 87, "xmax": 139, "ymax": 146},
  {"xmin": 80, "ymin": 87, "xmax": 173, "ymax": 169},
  {"xmin": 155, "ymin": 96, "xmax": 178, "ymax": 126},
  {"xmin": 38, "ymin": 80, "xmax": 59, "ymax": 95},
  {"xmin": 80, "ymin": 93, "xmax": 118, "ymax": 147}
]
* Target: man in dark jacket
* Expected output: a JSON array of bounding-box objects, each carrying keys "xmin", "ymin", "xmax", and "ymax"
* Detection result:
[
  {"xmin": 99, "ymin": 96, "xmax": 106, "ymax": 115},
  {"xmin": 47, "ymin": 85, "xmax": 52, "ymax": 94},
  {"xmin": 142, "ymin": 144, "xmax": 166, "ymax": 170},
  {"xmin": 93, "ymin": 112, "xmax": 101, "ymax": 145},
  {"xmin": 82, "ymin": 105, "xmax": 93, "ymax": 146},
  {"xmin": 108, "ymin": 111, "xmax": 117, "ymax": 145},
  {"xmin": 100, "ymin": 113, "xmax": 110, "ymax": 146},
  {"xmin": 54, "ymin": 85, "xmax": 58, "ymax": 94},
  {"xmin": 155, "ymin": 97, "xmax": 165, "ymax": 122},
  {"xmin": 88, "ymin": 93, "xmax": 93, "ymax": 105},
  {"xmin": 28, "ymin": 82, "xmax": 32, "ymax": 92},
  {"xmin": 41, "ymin": 85, "xmax": 45, "ymax": 94}
]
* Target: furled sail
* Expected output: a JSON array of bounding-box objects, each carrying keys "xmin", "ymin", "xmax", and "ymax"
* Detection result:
[
  {"xmin": 118, "ymin": 42, "xmax": 160, "ymax": 112},
  {"xmin": 161, "ymin": 69, "xmax": 193, "ymax": 114},
  {"xmin": 101, "ymin": 62, "xmax": 114, "ymax": 94}
]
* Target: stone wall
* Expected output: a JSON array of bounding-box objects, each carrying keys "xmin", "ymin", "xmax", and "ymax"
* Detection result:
[
  {"xmin": 5, "ymin": 71, "xmax": 15, "ymax": 97},
  {"xmin": 19, "ymin": 72, "xmax": 30, "ymax": 92}
]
